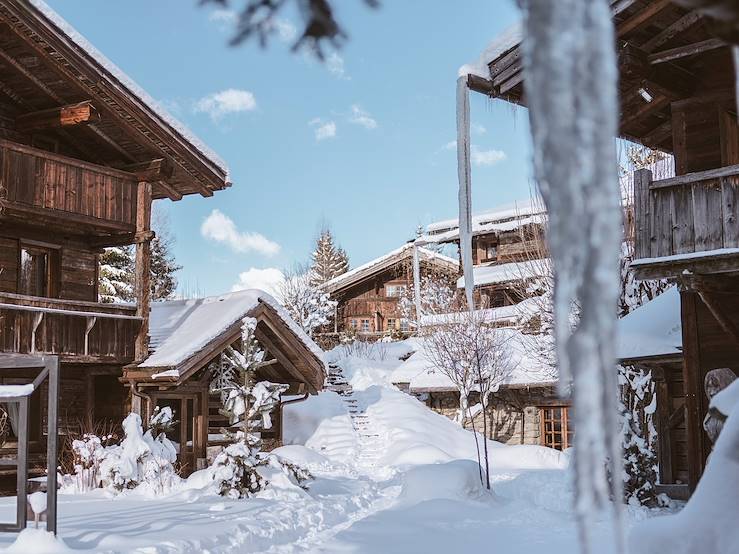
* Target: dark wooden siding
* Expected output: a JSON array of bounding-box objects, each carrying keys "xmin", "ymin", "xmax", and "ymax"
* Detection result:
[
  {"xmin": 0, "ymin": 237, "xmax": 18, "ymax": 292},
  {"xmin": 0, "ymin": 139, "xmax": 138, "ymax": 229},
  {"xmin": 59, "ymin": 247, "xmax": 97, "ymax": 302}
]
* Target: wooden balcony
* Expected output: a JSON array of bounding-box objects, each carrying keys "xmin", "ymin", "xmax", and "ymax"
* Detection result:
[
  {"xmin": 631, "ymin": 165, "xmax": 739, "ymax": 280},
  {"xmin": 0, "ymin": 139, "xmax": 138, "ymax": 240},
  {"xmin": 0, "ymin": 293, "xmax": 141, "ymax": 363}
]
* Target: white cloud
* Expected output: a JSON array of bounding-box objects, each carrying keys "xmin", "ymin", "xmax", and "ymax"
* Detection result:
[
  {"xmin": 209, "ymin": 9, "xmax": 237, "ymax": 25},
  {"xmin": 309, "ymin": 118, "xmax": 337, "ymax": 141},
  {"xmin": 194, "ymin": 89, "xmax": 257, "ymax": 121},
  {"xmin": 442, "ymin": 140, "xmax": 457, "ymax": 151},
  {"xmin": 231, "ymin": 267, "xmax": 285, "ymax": 298},
  {"xmin": 471, "ymin": 146, "xmax": 506, "ymax": 166},
  {"xmin": 326, "ymin": 52, "xmax": 348, "ymax": 79},
  {"xmin": 200, "ymin": 209, "xmax": 281, "ymax": 256},
  {"xmin": 349, "ymin": 104, "xmax": 377, "ymax": 129},
  {"xmin": 471, "ymin": 122, "xmax": 487, "ymax": 135}
]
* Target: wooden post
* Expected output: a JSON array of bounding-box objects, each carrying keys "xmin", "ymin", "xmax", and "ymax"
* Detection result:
[
  {"xmin": 633, "ymin": 168, "xmax": 652, "ymax": 260},
  {"xmin": 679, "ymin": 289, "xmax": 704, "ymax": 493},
  {"xmin": 45, "ymin": 356, "xmax": 58, "ymax": 535},
  {"xmin": 135, "ymin": 182, "xmax": 153, "ymax": 361}
]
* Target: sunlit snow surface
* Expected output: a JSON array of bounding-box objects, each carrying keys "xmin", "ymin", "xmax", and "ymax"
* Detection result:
[{"xmin": 0, "ymin": 340, "xmax": 667, "ymax": 553}]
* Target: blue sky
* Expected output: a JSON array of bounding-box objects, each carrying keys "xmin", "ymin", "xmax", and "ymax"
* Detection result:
[{"xmin": 46, "ymin": 0, "xmax": 533, "ymax": 296}]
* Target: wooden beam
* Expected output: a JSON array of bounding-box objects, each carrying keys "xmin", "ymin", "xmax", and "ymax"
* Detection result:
[
  {"xmin": 649, "ymin": 38, "xmax": 728, "ymax": 64},
  {"xmin": 466, "ymin": 74, "xmax": 495, "ymax": 95},
  {"xmin": 620, "ymin": 94, "xmax": 671, "ymax": 129},
  {"xmin": 679, "ymin": 290, "xmax": 703, "ymax": 493},
  {"xmin": 650, "ymin": 162, "xmax": 739, "ymax": 189},
  {"xmin": 643, "ymin": 119, "xmax": 673, "ymax": 146},
  {"xmin": 697, "ymin": 291, "xmax": 739, "ymax": 345},
  {"xmin": 134, "ymin": 182, "xmax": 153, "ymax": 361},
  {"xmin": 15, "ymin": 100, "xmax": 99, "ymax": 133},
  {"xmin": 617, "ymin": 0, "xmax": 671, "ymax": 36},
  {"xmin": 122, "ymin": 158, "xmax": 173, "ymax": 182},
  {"xmin": 153, "ymin": 180, "xmax": 183, "ymax": 201},
  {"xmin": 641, "ymin": 10, "xmax": 702, "ymax": 53},
  {"xmin": 611, "ymin": 0, "xmax": 639, "ymax": 17}
]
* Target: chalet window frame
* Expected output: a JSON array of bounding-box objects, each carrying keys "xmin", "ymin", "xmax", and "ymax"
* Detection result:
[
  {"xmin": 385, "ymin": 284, "xmax": 407, "ymax": 298},
  {"xmin": 539, "ymin": 405, "xmax": 573, "ymax": 451},
  {"xmin": 360, "ymin": 319, "xmax": 370, "ymax": 332},
  {"xmin": 17, "ymin": 240, "xmax": 61, "ymax": 299},
  {"xmin": 386, "ymin": 318, "xmax": 396, "ymax": 331}
]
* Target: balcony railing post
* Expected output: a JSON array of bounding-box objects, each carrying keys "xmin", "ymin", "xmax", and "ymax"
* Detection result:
[
  {"xmin": 134, "ymin": 181, "xmax": 153, "ymax": 362},
  {"xmin": 633, "ymin": 168, "xmax": 653, "ymax": 260}
]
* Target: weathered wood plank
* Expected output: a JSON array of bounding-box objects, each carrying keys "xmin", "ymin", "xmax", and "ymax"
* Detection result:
[
  {"xmin": 721, "ymin": 176, "xmax": 739, "ymax": 248},
  {"xmin": 651, "ymin": 163, "xmax": 739, "ymax": 190},
  {"xmin": 692, "ymin": 179, "xmax": 724, "ymax": 252},
  {"xmin": 649, "ymin": 38, "xmax": 728, "ymax": 65},
  {"xmin": 671, "ymin": 183, "xmax": 695, "ymax": 255},
  {"xmin": 633, "ymin": 169, "xmax": 652, "ymax": 259}
]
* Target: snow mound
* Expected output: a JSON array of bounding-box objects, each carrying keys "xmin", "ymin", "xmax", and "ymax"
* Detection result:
[
  {"xmin": 5, "ymin": 529, "xmax": 72, "ymax": 553},
  {"xmin": 399, "ymin": 460, "xmax": 486, "ymax": 505}
]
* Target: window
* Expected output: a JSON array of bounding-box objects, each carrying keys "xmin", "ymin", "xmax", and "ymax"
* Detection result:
[
  {"xmin": 540, "ymin": 406, "xmax": 574, "ymax": 451},
  {"xmin": 19, "ymin": 244, "xmax": 58, "ymax": 298},
  {"xmin": 386, "ymin": 318, "xmax": 396, "ymax": 331},
  {"xmin": 485, "ymin": 244, "xmax": 498, "ymax": 261},
  {"xmin": 399, "ymin": 319, "xmax": 410, "ymax": 332},
  {"xmin": 386, "ymin": 284, "xmax": 407, "ymax": 298},
  {"xmin": 350, "ymin": 320, "xmax": 358, "ymax": 330},
  {"xmin": 361, "ymin": 319, "xmax": 370, "ymax": 332}
]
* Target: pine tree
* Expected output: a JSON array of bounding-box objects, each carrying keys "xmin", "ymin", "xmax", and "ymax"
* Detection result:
[
  {"xmin": 98, "ymin": 205, "xmax": 182, "ymax": 303},
  {"xmin": 99, "ymin": 246, "xmax": 135, "ymax": 303},
  {"xmin": 150, "ymin": 205, "xmax": 182, "ymax": 301},
  {"xmin": 309, "ymin": 227, "xmax": 349, "ymax": 286}
]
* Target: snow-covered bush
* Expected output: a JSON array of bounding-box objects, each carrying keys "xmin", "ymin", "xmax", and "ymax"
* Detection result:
[
  {"xmin": 278, "ymin": 264, "xmax": 336, "ymax": 337},
  {"xmin": 618, "ymin": 365, "xmax": 659, "ymax": 507},
  {"xmin": 212, "ymin": 434, "xmax": 265, "ymax": 499},
  {"xmin": 69, "ymin": 434, "xmax": 108, "ymax": 492},
  {"xmin": 100, "ymin": 412, "xmax": 179, "ymax": 494}
]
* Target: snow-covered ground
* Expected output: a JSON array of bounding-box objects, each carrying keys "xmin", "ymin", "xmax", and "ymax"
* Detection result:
[{"xmin": 0, "ymin": 340, "xmax": 664, "ymax": 553}]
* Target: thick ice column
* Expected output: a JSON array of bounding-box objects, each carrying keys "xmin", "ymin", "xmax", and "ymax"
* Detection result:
[
  {"xmin": 521, "ymin": 1, "xmax": 624, "ymax": 552},
  {"xmin": 456, "ymin": 76, "xmax": 475, "ymax": 310},
  {"xmin": 412, "ymin": 243, "xmax": 422, "ymax": 326}
]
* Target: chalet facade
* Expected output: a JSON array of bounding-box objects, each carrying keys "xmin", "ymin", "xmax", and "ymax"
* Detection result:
[
  {"xmin": 391, "ymin": 308, "xmax": 570, "ymax": 450},
  {"xmin": 323, "ymin": 243, "xmax": 458, "ymax": 336},
  {"xmin": 422, "ymin": 202, "xmax": 548, "ymax": 310},
  {"xmin": 0, "ymin": 0, "xmax": 324, "ymax": 479},
  {"xmin": 475, "ymin": 1, "xmax": 739, "ymax": 494}
]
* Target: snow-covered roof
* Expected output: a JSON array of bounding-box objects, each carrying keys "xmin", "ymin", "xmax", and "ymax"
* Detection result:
[
  {"xmin": 143, "ymin": 290, "xmax": 325, "ymax": 376},
  {"xmin": 424, "ymin": 200, "xmax": 546, "ymax": 244},
  {"xmin": 457, "ymin": 260, "xmax": 545, "ymax": 289},
  {"xmin": 420, "ymin": 296, "xmax": 540, "ymax": 328},
  {"xmin": 459, "ymin": 21, "xmax": 523, "ymax": 78},
  {"xmin": 390, "ymin": 325, "xmax": 556, "ymax": 391},
  {"xmin": 28, "ymin": 0, "xmax": 228, "ymax": 178},
  {"xmin": 617, "ymin": 287, "xmax": 682, "ymax": 361},
  {"xmin": 322, "ymin": 244, "xmax": 458, "ymax": 294}
]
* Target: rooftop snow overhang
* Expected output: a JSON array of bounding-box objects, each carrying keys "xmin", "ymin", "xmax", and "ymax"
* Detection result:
[
  {"xmin": 0, "ymin": 0, "xmax": 230, "ymax": 200},
  {"xmin": 464, "ymin": 2, "xmax": 736, "ymax": 153}
]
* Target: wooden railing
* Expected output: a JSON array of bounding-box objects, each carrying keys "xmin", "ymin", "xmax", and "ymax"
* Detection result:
[
  {"xmin": 0, "ymin": 139, "xmax": 138, "ymax": 233},
  {"xmin": 633, "ymin": 165, "xmax": 739, "ymax": 274},
  {"xmin": 0, "ymin": 293, "xmax": 141, "ymax": 362}
]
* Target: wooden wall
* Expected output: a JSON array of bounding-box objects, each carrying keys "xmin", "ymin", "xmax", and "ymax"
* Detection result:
[
  {"xmin": 0, "ymin": 140, "xmax": 138, "ymax": 229},
  {"xmin": 680, "ymin": 286, "xmax": 739, "ymax": 490},
  {"xmin": 0, "ymin": 235, "xmax": 98, "ymax": 301},
  {"xmin": 471, "ymin": 226, "xmax": 544, "ymax": 266}
]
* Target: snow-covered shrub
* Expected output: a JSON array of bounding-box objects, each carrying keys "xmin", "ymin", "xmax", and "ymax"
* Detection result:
[
  {"xmin": 69, "ymin": 434, "xmax": 107, "ymax": 492},
  {"xmin": 618, "ymin": 365, "xmax": 658, "ymax": 507},
  {"xmin": 209, "ymin": 317, "xmax": 313, "ymax": 499},
  {"xmin": 100, "ymin": 412, "xmax": 180, "ymax": 494}
]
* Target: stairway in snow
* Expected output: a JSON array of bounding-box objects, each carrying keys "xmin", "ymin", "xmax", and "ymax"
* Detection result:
[{"xmin": 326, "ymin": 362, "xmax": 385, "ymax": 475}]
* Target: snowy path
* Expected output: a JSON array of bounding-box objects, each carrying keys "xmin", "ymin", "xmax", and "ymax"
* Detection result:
[{"xmin": 326, "ymin": 362, "xmax": 388, "ymax": 478}]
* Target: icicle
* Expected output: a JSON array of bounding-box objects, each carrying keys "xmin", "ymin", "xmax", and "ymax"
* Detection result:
[
  {"xmin": 521, "ymin": 1, "xmax": 624, "ymax": 553},
  {"xmin": 412, "ymin": 242, "xmax": 423, "ymax": 326},
  {"xmin": 456, "ymin": 76, "xmax": 475, "ymax": 310}
]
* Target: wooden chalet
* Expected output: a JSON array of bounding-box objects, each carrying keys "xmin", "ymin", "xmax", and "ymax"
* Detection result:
[
  {"xmin": 0, "ymin": 0, "xmax": 322, "ymax": 482},
  {"xmin": 123, "ymin": 290, "xmax": 326, "ymax": 470},
  {"xmin": 323, "ymin": 243, "xmax": 458, "ymax": 336},
  {"xmin": 469, "ymin": 0, "xmax": 739, "ymax": 494},
  {"xmin": 423, "ymin": 202, "xmax": 547, "ymax": 309}
]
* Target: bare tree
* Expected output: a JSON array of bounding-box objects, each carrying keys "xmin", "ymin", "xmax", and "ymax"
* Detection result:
[
  {"xmin": 277, "ymin": 263, "xmax": 336, "ymax": 337},
  {"xmin": 422, "ymin": 309, "xmax": 513, "ymax": 490}
]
